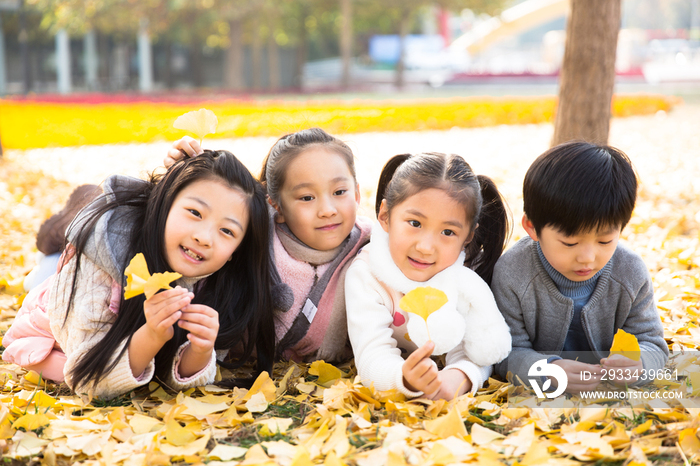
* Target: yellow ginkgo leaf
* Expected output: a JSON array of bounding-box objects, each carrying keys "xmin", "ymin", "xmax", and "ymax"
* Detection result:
[
  {"xmin": 308, "ymin": 360, "xmax": 343, "ymax": 387},
  {"xmin": 124, "ymin": 253, "xmax": 181, "ymax": 300},
  {"xmin": 164, "ymin": 419, "xmax": 197, "ymax": 446},
  {"xmin": 173, "ymin": 108, "xmax": 218, "ymax": 143},
  {"xmin": 399, "ymin": 286, "xmax": 448, "ymax": 321},
  {"xmin": 609, "ymin": 329, "xmax": 641, "ymax": 361},
  {"xmin": 12, "ymin": 413, "xmax": 51, "ymax": 432}
]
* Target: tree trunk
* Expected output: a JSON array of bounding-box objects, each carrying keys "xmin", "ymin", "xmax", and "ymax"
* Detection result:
[
  {"xmin": 190, "ymin": 41, "xmax": 203, "ymax": 88},
  {"xmin": 224, "ymin": 18, "xmax": 244, "ymax": 91},
  {"xmin": 340, "ymin": 0, "xmax": 353, "ymax": 90},
  {"xmin": 163, "ymin": 40, "xmax": 174, "ymax": 89},
  {"xmin": 19, "ymin": 0, "xmax": 32, "ymax": 94},
  {"xmin": 394, "ymin": 10, "xmax": 410, "ymax": 90},
  {"xmin": 268, "ymin": 32, "xmax": 280, "ymax": 91},
  {"xmin": 295, "ymin": 6, "xmax": 308, "ymax": 89},
  {"xmin": 552, "ymin": 0, "xmax": 621, "ymax": 146},
  {"xmin": 251, "ymin": 15, "xmax": 263, "ymax": 90}
]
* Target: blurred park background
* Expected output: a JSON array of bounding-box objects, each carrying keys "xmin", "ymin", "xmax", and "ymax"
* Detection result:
[
  {"xmin": 3, "ymin": 1, "xmax": 700, "ymax": 463},
  {"xmin": 0, "ymin": 0, "xmax": 699, "ymax": 96}
]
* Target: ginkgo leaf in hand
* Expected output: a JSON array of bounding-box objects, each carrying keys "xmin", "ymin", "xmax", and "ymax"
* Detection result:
[
  {"xmin": 124, "ymin": 253, "xmax": 182, "ymax": 300},
  {"xmin": 399, "ymin": 286, "xmax": 448, "ymax": 321},
  {"xmin": 609, "ymin": 328, "xmax": 641, "ymax": 361},
  {"xmin": 173, "ymin": 108, "xmax": 218, "ymax": 143},
  {"xmin": 400, "ymin": 286, "xmax": 461, "ymax": 355}
]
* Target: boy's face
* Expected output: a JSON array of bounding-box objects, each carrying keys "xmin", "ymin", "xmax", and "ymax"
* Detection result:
[{"xmin": 522, "ymin": 215, "xmax": 621, "ymax": 282}]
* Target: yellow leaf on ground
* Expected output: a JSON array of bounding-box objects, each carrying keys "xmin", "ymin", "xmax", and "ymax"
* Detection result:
[
  {"xmin": 425, "ymin": 442, "xmax": 456, "ymax": 465},
  {"xmin": 32, "ymin": 391, "xmax": 57, "ymax": 409},
  {"xmin": 164, "ymin": 419, "xmax": 196, "ymax": 446},
  {"xmin": 242, "ymin": 443, "xmax": 273, "ymax": 464},
  {"xmin": 129, "ymin": 413, "xmax": 164, "ymax": 435},
  {"xmin": 244, "ymin": 371, "xmax": 277, "ymax": 401},
  {"xmin": 470, "ymin": 423, "xmax": 506, "ymax": 445},
  {"xmin": 520, "ymin": 440, "xmax": 552, "ymax": 466},
  {"xmin": 124, "ymin": 253, "xmax": 181, "ymax": 300},
  {"xmin": 632, "ymin": 419, "xmax": 653, "ymax": 435},
  {"xmin": 0, "ymin": 275, "xmax": 25, "ymax": 295},
  {"xmin": 290, "ymin": 445, "xmax": 314, "ymax": 466},
  {"xmin": 679, "ymin": 427, "xmax": 700, "ymax": 457},
  {"xmin": 180, "ymin": 396, "xmax": 230, "ymax": 419},
  {"xmin": 173, "ymin": 108, "xmax": 218, "ymax": 142},
  {"xmin": 257, "ymin": 417, "xmax": 293, "ymax": 436},
  {"xmin": 12, "ymin": 413, "xmax": 51, "ymax": 432},
  {"xmin": 309, "ymin": 360, "xmax": 343, "ymax": 387},
  {"xmin": 609, "ymin": 329, "xmax": 641, "ymax": 361},
  {"xmin": 246, "ymin": 391, "xmax": 269, "ymax": 413},
  {"xmin": 158, "ymin": 430, "xmax": 210, "ymax": 457},
  {"xmin": 208, "ymin": 443, "xmax": 248, "ymax": 461},
  {"xmin": 399, "ymin": 286, "xmax": 448, "ymax": 321},
  {"xmin": 423, "ymin": 407, "xmax": 468, "ymax": 439}
]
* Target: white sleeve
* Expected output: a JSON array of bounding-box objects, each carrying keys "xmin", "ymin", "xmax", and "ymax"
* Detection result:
[
  {"xmin": 345, "ymin": 259, "xmax": 422, "ymax": 398},
  {"xmin": 49, "ymin": 255, "xmax": 155, "ymax": 399},
  {"xmin": 167, "ymin": 342, "xmax": 218, "ymax": 390},
  {"xmin": 456, "ymin": 268, "xmax": 512, "ymax": 367},
  {"xmin": 443, "ymin": 345, "xmax": 493, "ymax": 394}
]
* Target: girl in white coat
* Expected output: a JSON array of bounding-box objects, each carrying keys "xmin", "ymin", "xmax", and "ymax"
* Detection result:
[{"xmin": 346, "ymin": 152, "xmax": 512, "ymax": 400}]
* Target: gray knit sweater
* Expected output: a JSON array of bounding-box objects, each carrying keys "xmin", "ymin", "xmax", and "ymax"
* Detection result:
[{"xmin": 492, "ymin": 237, "xmax": 668, "ymax": 384}]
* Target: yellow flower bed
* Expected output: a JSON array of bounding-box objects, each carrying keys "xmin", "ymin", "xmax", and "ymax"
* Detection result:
[{"xmin": 0, "ymin": 94, "xmax": 677, "ymax": 150}]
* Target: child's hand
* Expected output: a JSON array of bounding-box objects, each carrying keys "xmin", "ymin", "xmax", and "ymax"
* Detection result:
[
  {"xmin": 551, "ymin": 359, "xmax": 602, "ymax": 394},
  {"xmin": 165, "ymin": 136, "xmax": 203, "ymax": 168},
  {"xmin": 402, "ymin": 341, "xmax": 441, "ymax": 395},
  {"xmin": 143, "ymin": 286, "xmax": 193, "ymax": 344},
  {"xmin": 600, "ymin": 354, "xmax": 643, "ymax": 386},
  {"xmin": 178, "ymin": 304, "xmax": 220, "ymax": 355},
  {"xmin": 426, "ymin": 369, "xmax": 472, "ymax": 400}
]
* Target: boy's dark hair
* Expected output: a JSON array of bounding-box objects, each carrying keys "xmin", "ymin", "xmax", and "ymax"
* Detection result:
[
  {"xmin": 523, "ymin": 141, "xmax": 637, "ymax": 236},
  {"xmin": 375, "ymin": 152, "xmax": 511, "ymax": 286},
  {"xmin": 65, "ymin": 150, "xmax": 275, "ymax": 393}
]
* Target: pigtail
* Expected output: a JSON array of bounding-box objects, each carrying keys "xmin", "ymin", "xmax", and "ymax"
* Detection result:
[
  {"xmin": 375, "ymin": 154, "xmax": 412, "ymax": 216},
  {"xmin": 464, "ymin": 175, "xmax": 511, "ymax": 285}
]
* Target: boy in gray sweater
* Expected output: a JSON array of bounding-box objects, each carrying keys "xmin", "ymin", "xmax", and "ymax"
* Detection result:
[{"xmin": 493, "ymin": 141, "xmax": 668, "ymax": 394}]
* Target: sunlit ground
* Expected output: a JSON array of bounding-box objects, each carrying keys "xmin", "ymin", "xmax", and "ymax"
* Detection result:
[{"xmin": 0, "ymin": 103, "xmax": 699, "ymax": 464}]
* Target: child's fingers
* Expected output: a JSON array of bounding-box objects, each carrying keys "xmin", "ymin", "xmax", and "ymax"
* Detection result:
[
  {"xmin": 146, "ymin": 294, "xmax": 193, "ymax": 322},
  {"xmin": 177, "ymin": 317, "xmax": 217, "ymax": 337},
  {"xmin": 404, "ymin": 341, "xmax": 435, "ymax": 369},
  {"xmin": 420, "ymin": 372, "xmax": 442, "ymax": 395},
  {"xmin": 186, "ymin": 333, "xmax": 215, "ymax": 352},
  {"xmin": 601, "ymin": 355, "xmax": 638, "ymax": 367},
  {"xmin": 146, "ymin": 287, "xmax": 192, "ymax": 305},
  {"xmin": 175, "ymin": 136, "xmax": 202, "ymax": 157},
  {"xmin": 156, "ymin": 309, "xmax": 182, "ymax": 331}
]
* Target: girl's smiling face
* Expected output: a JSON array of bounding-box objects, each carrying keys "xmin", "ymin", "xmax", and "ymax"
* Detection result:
[
  {"xmin": 379, "ymin": 188, "xmax": 473, "ymax": 282},
  {"xmin": 271, "ymin": 147, "xmax": 360, "ymax": 251},
  {"xmin": 164, "ymin": 179, "xmax": 249, "ymax": 277}
]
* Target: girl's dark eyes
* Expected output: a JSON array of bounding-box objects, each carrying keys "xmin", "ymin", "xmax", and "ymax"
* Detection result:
[
  {"xmin": 221, "ymin": 228, "xmax": 234, "ymax": 237},
  {"xmin": 408, "ymin": 220, "xmax": 421, "ymax": 228},
  {"xmin": 442, "ymin": 229, "xmax": 456, "ymax": 237},
  {"xmin": 300, "ymin": 195, "xmax": 314, "ymax": 201},
  {"xmin": 188, "ymin": 209, "xmax": 202, "ymax": 218},
  {"xmin": 334, "ymin": 189, "xmax": 347, "ymax": 196}
]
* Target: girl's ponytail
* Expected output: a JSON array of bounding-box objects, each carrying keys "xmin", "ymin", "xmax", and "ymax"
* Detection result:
[
  {"xmin": 375, "ymin": 154, "xmax": 411, "ymax": 216},
  {"xmin": 465, "ymin": 175, "xmax": 511, "ymax": 286}
]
